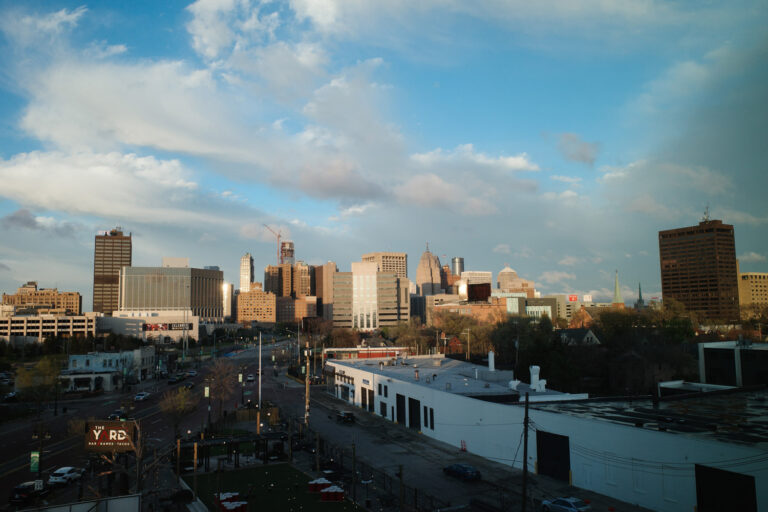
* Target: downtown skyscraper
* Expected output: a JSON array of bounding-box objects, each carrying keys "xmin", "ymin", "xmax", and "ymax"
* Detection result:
[{"xmin": 93, "ymin": 227, "xmax": 132, "ymax": 315}]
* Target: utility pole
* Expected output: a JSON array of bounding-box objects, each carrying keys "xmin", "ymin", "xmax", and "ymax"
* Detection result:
[
  {"xmin": 352, "ymin": 443, "xmax": 357, "ymax": 503},
  {"xmin": 465, "ymin": 328, "xmax": 471, "ymax": 361},
  {"xmin": 258, "ymin": 332, "xmax": 262, "ymax": 410},
  {"xmin": 522, "ymin": 392, "xmax": 529, "ymax": 512},
  {"xmin": 304, "ymin": 338, "xmax": 310, "ymax": 426}
]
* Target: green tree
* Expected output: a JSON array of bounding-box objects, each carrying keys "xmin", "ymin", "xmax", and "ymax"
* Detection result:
[
  {"xmin": 159, "ymin": 387, "xmax": 199, "ymax": 438},
  {"xmin": 15, "ymin": 355, "xmax": 65, "ymax": 413}
]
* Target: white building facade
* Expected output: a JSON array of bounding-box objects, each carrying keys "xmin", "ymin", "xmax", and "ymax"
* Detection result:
[{"xmin": 325, "ymin": 356, "xmax": 767, "ymax": 512}]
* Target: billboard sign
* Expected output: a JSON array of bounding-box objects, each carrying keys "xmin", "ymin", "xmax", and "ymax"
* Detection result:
[
  {"xmin": 85, "ymin": 421, "xmax": 136, "ymax": 453},
  {"xmin": 582, "ymin": 294, "xmax": 593, "ymax": 302},
  {"xmin": 568, "ymin": 294, "xmax": 578, "ymax": 302},
  {"xmin": 30, "ymin": 451, "xmax": 39, "ymax": 473},
  {"xmin": 143, "ymin": 323, "xmax": 192, "ymax": 331}
]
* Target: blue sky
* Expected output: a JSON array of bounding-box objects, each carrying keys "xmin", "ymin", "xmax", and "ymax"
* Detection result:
[{"xmin": 0, "ymin": 0, "xmax": 766, "ymax": 310}]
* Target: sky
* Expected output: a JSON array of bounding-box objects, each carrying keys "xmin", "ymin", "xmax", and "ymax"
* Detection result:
[{"xmin": 0, "ymin": 0, "xmax": 766, "ymax": 311}]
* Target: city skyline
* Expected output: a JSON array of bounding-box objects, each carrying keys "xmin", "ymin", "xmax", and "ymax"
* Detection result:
[{"xmin": 0, "ymin": 1, "xmax": 766, "ymax": 311}]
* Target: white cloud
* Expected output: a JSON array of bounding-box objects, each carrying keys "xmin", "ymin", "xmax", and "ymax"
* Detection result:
[
  {"xmin": 411, "ymin": 143, "xmax": 539, "ymax": 172},
  {"xmin": 0, "ymin": 151, "xmax": 236, "ymax": 228},
  {"xmin": 719, "ymin": 209, "xmax": 768, "ymax": 226},
  {"xmin": 493, "ymin": 244, "xmax": 511, "ymax": 255},
  {"xmin": 394, "ymin": 174, "xmax": 458, "ymax": 206},
  {"xmin": 739, "ymin": 251, "xmax": 766, "ymax": 263},
  {"xmin": 551, "ymin": 175, "xmax": 582, "ymax": 184},
  {"xmin": 558, "ymin": 255, "xmax": 581, "ymax": 266},
  {"xmin": 538, "ymin": 270, "xmax": 576, "ymax": 284},
  {"xmin": 1, "ymin": 6, "xmax": 87, "ymax": 47}
]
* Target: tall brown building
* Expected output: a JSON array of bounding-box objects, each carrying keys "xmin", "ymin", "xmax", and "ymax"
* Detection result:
[
  {"xmin": 659, "ymin": 218, "xmax": 739, "ymax": 322},
  {"xmin": 315, "ymin": 261, "xmax": 337, "ymax": 320},
  {"xmin": 2, "ymin": 281, "xmax": 82, "ymax": 315},
  {"xmin": 93, "ymin": 227, "xmax": 132, "ymax": 315},
  {"xmin": 236, "ymin": 287, "xmax": 276, "ymax": 325},
  {"xmin": 264, "ymin": 262, "xmax": 314, "ymax": 298}
]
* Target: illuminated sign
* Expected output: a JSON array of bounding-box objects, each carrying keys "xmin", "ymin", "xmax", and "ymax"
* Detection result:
[
  {"xmin": 143, "ymin": 323, "xmax": 192, "ymax": 331},
  {"xmin": 85, "ymin": 421, "xmax": 136, "ymax": 453},
  {"xmin": 568, "ymin": 295, "xmax": 578, "ymax": 302},
  {"xmin": 582, "ymin": 294, "xmax": 593, "ymax": 302}
]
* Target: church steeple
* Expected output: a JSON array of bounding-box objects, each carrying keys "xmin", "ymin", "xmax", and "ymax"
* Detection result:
[
  {"xmin": 612, "ymin": 270, "xmax": 624, "ymax": 308},
  {"xmin": 635, "ymin": 282, "xmax": 646, "ymax": 310}
]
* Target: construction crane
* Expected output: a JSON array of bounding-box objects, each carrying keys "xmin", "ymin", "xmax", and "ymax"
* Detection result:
[{"xmin": 263, "ymin": 224, "xmax": 282, "ymax": 265}]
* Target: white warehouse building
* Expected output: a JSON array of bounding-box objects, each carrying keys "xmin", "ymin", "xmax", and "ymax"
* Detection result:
[{"xmin": 324, "ymin": 355, "xmax": 767, "ymax": 512}]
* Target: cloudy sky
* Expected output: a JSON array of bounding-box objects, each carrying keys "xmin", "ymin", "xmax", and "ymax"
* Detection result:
[{"xmin": 0, "ymin": 0, "xmax": 766, "ymax": 310}]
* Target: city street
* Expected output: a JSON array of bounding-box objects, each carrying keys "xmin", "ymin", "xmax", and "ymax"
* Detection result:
[{"xmin": 0, "ymin": 341, "xmax": 649, "ymax": 511}]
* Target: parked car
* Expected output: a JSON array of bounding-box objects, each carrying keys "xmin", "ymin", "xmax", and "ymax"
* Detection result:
[
  {"xmin": 246, "ymin": 374, "xmax": 255, "ymax": 383},
  {"xmin": 336, "ymin": 411, "xmax": 355, "ymax": 424},
  {"xmin": 108, "ymin": 409, "xmax": 127, "ymax": 421},
  {"xmin": 182, "ymin": 382, "xmax": 195, "ymax": 390},
  {"xmin": 9, "ymin": 481, "xmax": 50, "ymax": 504},
  {"xmin": 443, "ymin": 463, "xmax": 482, "ymax": 481},
  {"xmin": 134, "ymin": 391, "xmax": 150, "ymax": 401},
  {"xmin": 3, "ymin": 391, "xmax": 18, "ymax": 402},
  {"xmin": 186, "ymin": 370, "xmax": 197, "ymax": 377},
  {"xmin": 541, "ymin": 497, "xmax": 591, "ymax": 512},
  {"xmin": 48, "ymin": 467, "xmax": 84, "ymax": 486}
]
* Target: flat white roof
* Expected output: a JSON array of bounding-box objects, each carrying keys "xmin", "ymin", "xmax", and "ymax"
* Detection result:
[{"xmin": 327, "ymin": 355, "xmax": 574, "ymax": 401}]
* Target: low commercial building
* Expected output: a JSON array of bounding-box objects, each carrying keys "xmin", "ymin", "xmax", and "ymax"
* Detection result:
[
  {"xmin": 104, "ymin": 310, "xmax": 198, "ymax": 343},
  {"xmin": 2, "ymin": 281, "xmax": 82, "ymax": 315},
  {"xmin": 698, "ymin": 340, "xmax": 768, "ymax": 387},
  {"xmin": 739, "ymin": 271, "xmax": 768, "ymax": 319},
  {"xmin": 325, "ymin": 355, "xmax": 767, "ymax": 512},
  {"xmin": 118, "ymin": 263, "xmax": 224, "ymax": 321},
  {"xmin": 61, "ymin": 346, "xmax": 156, "ymax": 392},
  {"xmin": 0, "ymin": 312, "xmax": 100, "ymax": 342}
]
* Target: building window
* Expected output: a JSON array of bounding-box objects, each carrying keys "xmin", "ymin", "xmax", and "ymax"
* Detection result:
[
  {"xmin": 429, "ymin": 408, "xmax": 434, "ymax": 430},
  {"xmin": 86, "ymin": 359, "xmax": 90, "ymax": 367},
  {"xmin": 384, "ymin": 385, "xmax": 388, "ymax": 397},
  {"xmin": 424, "ymin": 406, "xmax": 429, "ymax": 429},
  {"xmin": 72, "ymin": 360, "xmax": 77, "ymax": 368},
  {"xmin": 378, "ymin": 383, "xmax": 382, "ymax": 395}
]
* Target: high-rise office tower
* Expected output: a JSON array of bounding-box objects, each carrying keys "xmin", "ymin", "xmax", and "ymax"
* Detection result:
[
  {"xmin": 361, "ymin": 252, "xmax": 408, "ymax": 278},
  {"xmin": 332, "ymin": 262, "xmax": 410, "ymax": 330},
  {"xmin": 451, "ymin": 257, "xmax": 464, "ymax": 277},
  {"xmin": 315, "ymin": 261, "xmax": 338, "ymax": 320},
  {"xmin": 281, "ymin": 241, "xmax": 295, "ymax": 265},
  {"xmin": 240, "ymin": 253, "xmax": 254, "ymax": 292},
  {"xmin": 416, "ymin": 246, "xmax": 442, "ymax": 296},
  {"xmin": 659, "ymin": 218, "xmax": 739, "ymax": 322},
  {"xmin": 93, "ymin": 227, "xmax": 132, "ymax": 315}
]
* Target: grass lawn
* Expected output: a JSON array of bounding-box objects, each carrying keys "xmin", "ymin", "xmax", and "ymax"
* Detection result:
[{"xmin": 185, "ymin": 464, "xmax": 362, "ymax": 511}]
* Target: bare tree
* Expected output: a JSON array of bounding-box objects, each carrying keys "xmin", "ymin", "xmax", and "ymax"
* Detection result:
[
  {"xmin": 210, "ymin": 359, "xmax": 236, "ymax": 419},
  {"xmin": 159, "ymin": 387, "xmax": 199, "ymax": 438}
]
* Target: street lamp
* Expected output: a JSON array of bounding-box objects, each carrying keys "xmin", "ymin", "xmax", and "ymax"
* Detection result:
[
  {"xmin": 31, "ymin": 424, "xmax": 51, "ymax": 479},
  {"xmin": 204, "ymin": 378, "xmax": 212, "ymax": 432}
]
